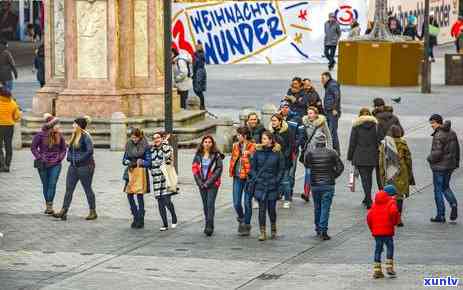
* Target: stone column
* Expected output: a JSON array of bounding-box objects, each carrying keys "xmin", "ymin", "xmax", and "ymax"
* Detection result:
[
  {"xmin": 261, "ymin": 104, "xmax": 277, "ymax": 129},
  {"xmin": 32, "ymin": 0, "xmax": 65, "ymax": 115},
  {"xmin": 34, "ymin": 0, "xmax": 179, "ymax": 119},
  {"xmin": 110, "ymin": 112, "xmax": 127, "ymax": 151}
]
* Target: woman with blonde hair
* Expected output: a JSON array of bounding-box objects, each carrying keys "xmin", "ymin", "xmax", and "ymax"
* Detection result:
[{"xmin": 53, "ymin": 116, "xmax": 97, "ymax": 221}]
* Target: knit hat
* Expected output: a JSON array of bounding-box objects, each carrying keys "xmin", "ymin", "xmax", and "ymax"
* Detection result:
[
  {"xmin": 280, "ymin": 101, "xmax": 290, "ymax": 109},
  {"xmin": 43, "ymin": 113, "xmax": 59, "ymax": 129},
  {"xmin": 384, "ymin": 184, "xmax": 397, "ymax": 196},
  {"xmin": 373, "ymin": 98, "xmax": 385, "ymax": 107},
  {"xmin": 314, "ymin": 133, "xmax": 326, "ymax": 145},
  {"xmin": 74, "ymin": 116, "xmax": 91, "ymax": 130},
  {"xmin": 429, "ymin": 113, "xmax": 443, "ymax": 125}
]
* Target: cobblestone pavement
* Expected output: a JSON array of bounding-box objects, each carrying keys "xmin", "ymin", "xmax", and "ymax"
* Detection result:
[{"xmin": 1, "ymin": 44, "xmax": 463, "ymax": 289}]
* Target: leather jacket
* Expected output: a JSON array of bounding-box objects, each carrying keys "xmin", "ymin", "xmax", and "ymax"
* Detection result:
[{"xmin": 304, "ymin": 145, "xmax": 344, "ymax": 187}]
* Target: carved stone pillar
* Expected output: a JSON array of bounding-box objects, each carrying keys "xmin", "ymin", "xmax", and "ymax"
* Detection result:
[
  {"xmin": 34, "ymin": 0, "xmax": 179, "ymax": 119},
  {"xmin": 32, "ymin": 0, "xmax": 65, "ymax": 115}
]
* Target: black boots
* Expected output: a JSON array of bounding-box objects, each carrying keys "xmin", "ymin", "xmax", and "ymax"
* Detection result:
[
  {"xmin": 450, "ymin": 206, "xmax": 458, "ymax": 221},
  {"xmin": 430, "ymin": 216, "xmax": 446, "ymax": 223},
  {"xmin": 320, "ymin": 231, "xmax": 331, "ymax": 241},
  {"xmin": 52, "ymin": 208, "xmax": 68, "ymax": 221}
]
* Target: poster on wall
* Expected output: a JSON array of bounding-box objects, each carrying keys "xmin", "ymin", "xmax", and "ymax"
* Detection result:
[
  {"xmin": 172, "ymin": 1, "xmax": 368, "ymax": 64},
  {"xmin": 386, "ymin": 0, "xmax": 459, "ymax": 43}
]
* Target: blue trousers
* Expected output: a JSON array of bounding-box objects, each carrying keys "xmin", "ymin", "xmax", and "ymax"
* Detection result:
[
  {"xmin": 128, "ymin": 194, "xmax": 145, "ymax": 218},
  {"xmin": 281, "ymin": 169, "xmax": 292, "ymax": 201},
  {"xmin": 326, "ymin": 112, "xmax": 340, "ymax": 154},
  {"xmin": 433, "ymin": 170, "xmax": 458, "ymax": 219},
  {"xmin": 38, "ymin": 164, "xmax": 62, "ymax": 203},
  {"xmin": 312, "ymin": 185, "xmax": 335, "ymax": 233},
  {"xmin": 232, "ymin": 178, "xmax": 252, "ymax": 225},
  {"xmin": 374, "ymin": 236, "xmax": 394, "ymax": 262}
]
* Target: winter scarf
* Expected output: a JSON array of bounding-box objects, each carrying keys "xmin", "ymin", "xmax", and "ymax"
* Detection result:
[
  {"xmin": 126, "ymin": 137, "xmax": 149, "ymax": 159},
  {"xmin": 382, "ymin": 136, "xmax": 400, "ymax": 183}
]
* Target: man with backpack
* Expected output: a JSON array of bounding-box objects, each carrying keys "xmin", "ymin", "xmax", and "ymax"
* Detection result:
[{"xmin": 172, "ymin": 48, "xmax": 193, "ymax": 110}]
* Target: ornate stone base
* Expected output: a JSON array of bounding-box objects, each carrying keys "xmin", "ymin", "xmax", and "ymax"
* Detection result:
[
  {"xmin": 50, "ymin": 88, "xmax": 180, "ymax": 118},
  {"xmin": 32, "ymin": 80, "xmax": 64, "ymax": 115}
]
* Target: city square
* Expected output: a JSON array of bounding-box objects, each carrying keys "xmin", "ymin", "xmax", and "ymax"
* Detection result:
[{"xmin": 1, "ymin": 0, "xmax": 463, "ymax": 289}]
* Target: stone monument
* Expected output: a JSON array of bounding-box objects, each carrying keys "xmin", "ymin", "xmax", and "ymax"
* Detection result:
[
  {"xmin": 337, "ymin": 0, "xmax": 423, "ymax": 86},
  {"xmin": 32, "ymin": 0, "xmax": 179, "ymax": 118}
]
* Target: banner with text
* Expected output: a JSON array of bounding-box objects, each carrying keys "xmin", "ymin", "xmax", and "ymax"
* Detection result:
[
  {"xmin": 172, "ymin": 1, "xmax": 368, "ymax": 64},
  {"xmin": 385, "ymin": 0, "xmax": 460, "ymax": 44}
]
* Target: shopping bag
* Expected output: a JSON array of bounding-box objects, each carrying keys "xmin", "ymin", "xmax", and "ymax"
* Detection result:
[
  {"xmin": 160, "ymin": 163, "xmax": 178, "ymax": 192},
  {"xmin": 429, "ymin": 25, "xmax": 440, "ymax": 37},
  {"xmin": 126, "ymin": 167, "xmax": 147, "ymax": 194},
  {"xmin": 348, "ymin": 166, "xmax": 356, "ymax": 192}
]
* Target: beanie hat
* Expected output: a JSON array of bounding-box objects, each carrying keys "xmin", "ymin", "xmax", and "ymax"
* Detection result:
[
  {"xmin": 280, "ymin": 101, "xmax": 290, "ymax": 109},
  {"xmin": 373, "ymin": 98, "xmax": 385, "ymax": 107},
  {"xmin": 384, "ymin": 184, "xmax": 397, "ymax": 196},
  {"xmin": 74, "ymin": 116, "xmax": 91, "ymax": 130},
  {"xmin": 43, "ymin": 113, "xmax": 59, "ymax": 129},
  {"xmin": 429, "ymin": 113, "xmax": 443, "ymax": 125},
  {"xmin": 314, "ymin": 133, "xmax": 326, "ymax": 145}
]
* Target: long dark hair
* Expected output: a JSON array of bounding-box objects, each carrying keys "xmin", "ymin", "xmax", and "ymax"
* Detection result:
[
  {"xmin": 197, "ymin": 135, "xmax": 220, "ymax": 156},
  {"xmin": 261, "ymin": 131, "xmax": 276, "ymax": 147}
]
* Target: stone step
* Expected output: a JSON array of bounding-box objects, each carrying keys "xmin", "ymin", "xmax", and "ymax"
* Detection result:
[
  {"xmin": 22, "ymin": 110, "xmax": 207, "ymax": 130},
  {"xmin": 21, "ymin": 118, "xmax": 218, "ymax": 149}
]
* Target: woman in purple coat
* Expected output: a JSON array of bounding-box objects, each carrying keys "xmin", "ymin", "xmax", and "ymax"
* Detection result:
[{"xmin": 31, "ymin": 114, "xmax": 67, "ymax": 214}]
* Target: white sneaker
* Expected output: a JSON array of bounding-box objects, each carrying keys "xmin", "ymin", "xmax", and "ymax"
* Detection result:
[
  {"xmin": 252, "ymin": 200, "xmax": 259, "ymax": 209},
  {"xmin": 283, "ymin": 201, "xmax": 291, "ymax": 209},
  {"xmin": 171, "ymin": 223, "xmax": 177, "ymax": 229},
  {"xmin": 160, "ymin": 227, "xmax": 168, "ymax": 231}
]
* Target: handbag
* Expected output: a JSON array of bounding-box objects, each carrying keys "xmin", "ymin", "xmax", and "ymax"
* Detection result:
[
  {"xmin": 244, "ymin": 155, "xmax": 271, "ymax": 196},
  {"xmin": 34, "ymin": 159, "xmax": 46, "ymax": 170},
  {"xmin": 125, "ymin": 166, "xmax": 148, "ymax": 194},
  {"xmin": 160, "ymin": 163, "xmax": 178, "ymax": 193},
  {"xmin": 299, "ymin": 126, "xmax": 320, "ymax": 164},
  {"xmin": 348, "ymin": 165, "xmax": 356, "ymax": 192}
]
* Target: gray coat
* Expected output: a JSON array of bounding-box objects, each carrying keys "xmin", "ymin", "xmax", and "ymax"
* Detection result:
[
  {"xmin": 324, "ymin": 21, "xmax": 341, "ymax": 46},
  {"xmin": 173, "ymin": 53, "xmax": 193, "ymax": 92}
]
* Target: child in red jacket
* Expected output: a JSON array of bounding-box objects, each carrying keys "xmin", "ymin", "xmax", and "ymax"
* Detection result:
[{"xmin": 367, "ymin": 185, "xmax": 401, "ymax": 279}]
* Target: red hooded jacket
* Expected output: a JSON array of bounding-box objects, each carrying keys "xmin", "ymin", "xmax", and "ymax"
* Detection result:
[
  {"xmin": 367, "ymin": 191, "xmax": 400, "ymax": 236},
  {"xmin": 451, "ymin": 20, "xmax": 463, "ymax": 38}
]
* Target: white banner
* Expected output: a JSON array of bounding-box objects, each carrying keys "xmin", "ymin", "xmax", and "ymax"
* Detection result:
[
  {"xmin": 172, "ymin": 1, "xmax": 368, "ymax": 64},
  {"xmin": 385, "ymin": 0, "xmax": 460, "ymax": 44}
]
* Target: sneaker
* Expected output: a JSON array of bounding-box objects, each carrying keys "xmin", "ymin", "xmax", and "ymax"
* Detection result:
[
  {"xmin": 430, "ymin": 216, "xmax": 446, "ymax": 223},
  {"xmin": 450, "ymin": 206, "xmax": 458, "ymax": 221},
  {"xmin": 160, "ymin": 227, "xmax": 168, "ymax": 231},
  {"xmin": 171, "ymin": 223, "xmax": 177, "ymax": 229},
  {"xmin": 283, "ymin": 201, "xmax": 291, "ymax": 209}
]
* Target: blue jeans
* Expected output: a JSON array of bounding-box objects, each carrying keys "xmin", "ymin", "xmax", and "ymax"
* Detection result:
[
  {"xmin": 281, "ymin": 169, "xmax": 292, "ymax": 201},
  {"xmin": 288, "ymin": 151, "xmax": 299, "ymax": 194},
  {"xmin": 433, "ymin": 170, "xmax": 458, "ymax": 219},
  {"xmin": 326, "ymin": 112, "xmax": 340, "ymax": 154},
  {"xmin": 127, "ymin": 194, "xmax": 145, "ymax": 218},
  {"xmin": 304, "ymin": 168, "xmax": 311, "ymax": 195},
  {"xmin": 374, "ymin": 236, "xmax": 394, "ymax": 262},
  {"xmin": 4, "ymin": 80, "xmax": 13, "ymax": 93},
  {"xmin": 232, "ymin": 178, "xmax": 252, "ymax": 225},
  {"xmin": 312, "ymin": 185, "xmax": 335, "ymax": 233},
  {"xmin": 38, "ymin": 164, "xmax": 62, "ymax": 203},
  {"xmin": 324, "ymin": 45, "xmax": 337, "ymax": 66}
]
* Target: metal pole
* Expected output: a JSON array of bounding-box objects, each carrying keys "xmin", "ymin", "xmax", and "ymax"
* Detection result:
[
  {"xmin": 163, "ymin": 0, "xmax": 178, "ymax": 171},
  {"xmin": 421, "ymin": 0, "xmax": 431, "ymax": 94}
]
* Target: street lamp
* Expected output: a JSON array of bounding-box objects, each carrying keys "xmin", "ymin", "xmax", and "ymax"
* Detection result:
[
  {"xmin": 421, "ymin": 0, "xmax": 431, "ymax": 94},
  {"xmin": 163, "ymin": 0, "xmax": 178, "ymax": 170}
]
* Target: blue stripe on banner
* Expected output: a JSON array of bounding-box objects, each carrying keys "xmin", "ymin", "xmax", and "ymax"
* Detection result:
[
  {"xmin": 285, "ymin": 2, "xmax": 308, "ymax": 10},
  {"xmin": 290, "ymin": 43, "xmax": 309, "ymax": 59}
]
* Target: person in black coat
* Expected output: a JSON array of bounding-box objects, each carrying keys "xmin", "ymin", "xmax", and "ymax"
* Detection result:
[
  {"xmin": 269, "ymin": 113, "xmax": 292, "ymax": 207},
  {"xmin": 192, "ymin": 135, "xmax": 224, "ymax": 236},
  {"xmin": 246, "ymin": 112, "xmax": 265, "ymax": 144},
  {"xmin": 284, "ymin": 77, "xmax": 308, "ymax": 118},
  {"xmin": 304, "ymin": 132, "xmax": 344, "ymax": 240},
  {"xmin": 249, "ymin": 131, "xmax": 284, "ymax": 241},
  {"xmin": 34, "ymin": 44, "xmax": 45, "ymax": 88},
  {"xmin": 193, "ymin": 42, "xmax": 207, "ymax": 110},
  {"xmin": 303, "ymin": 78, "xmax": 324, "ymax": 115},
  {"xmin": 372, "ymin": 98, "xmax": 404, "ymax": 142},
  {"xmin": 347, "ymin": 108, "xmax": 379, "ymax": 209}
]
